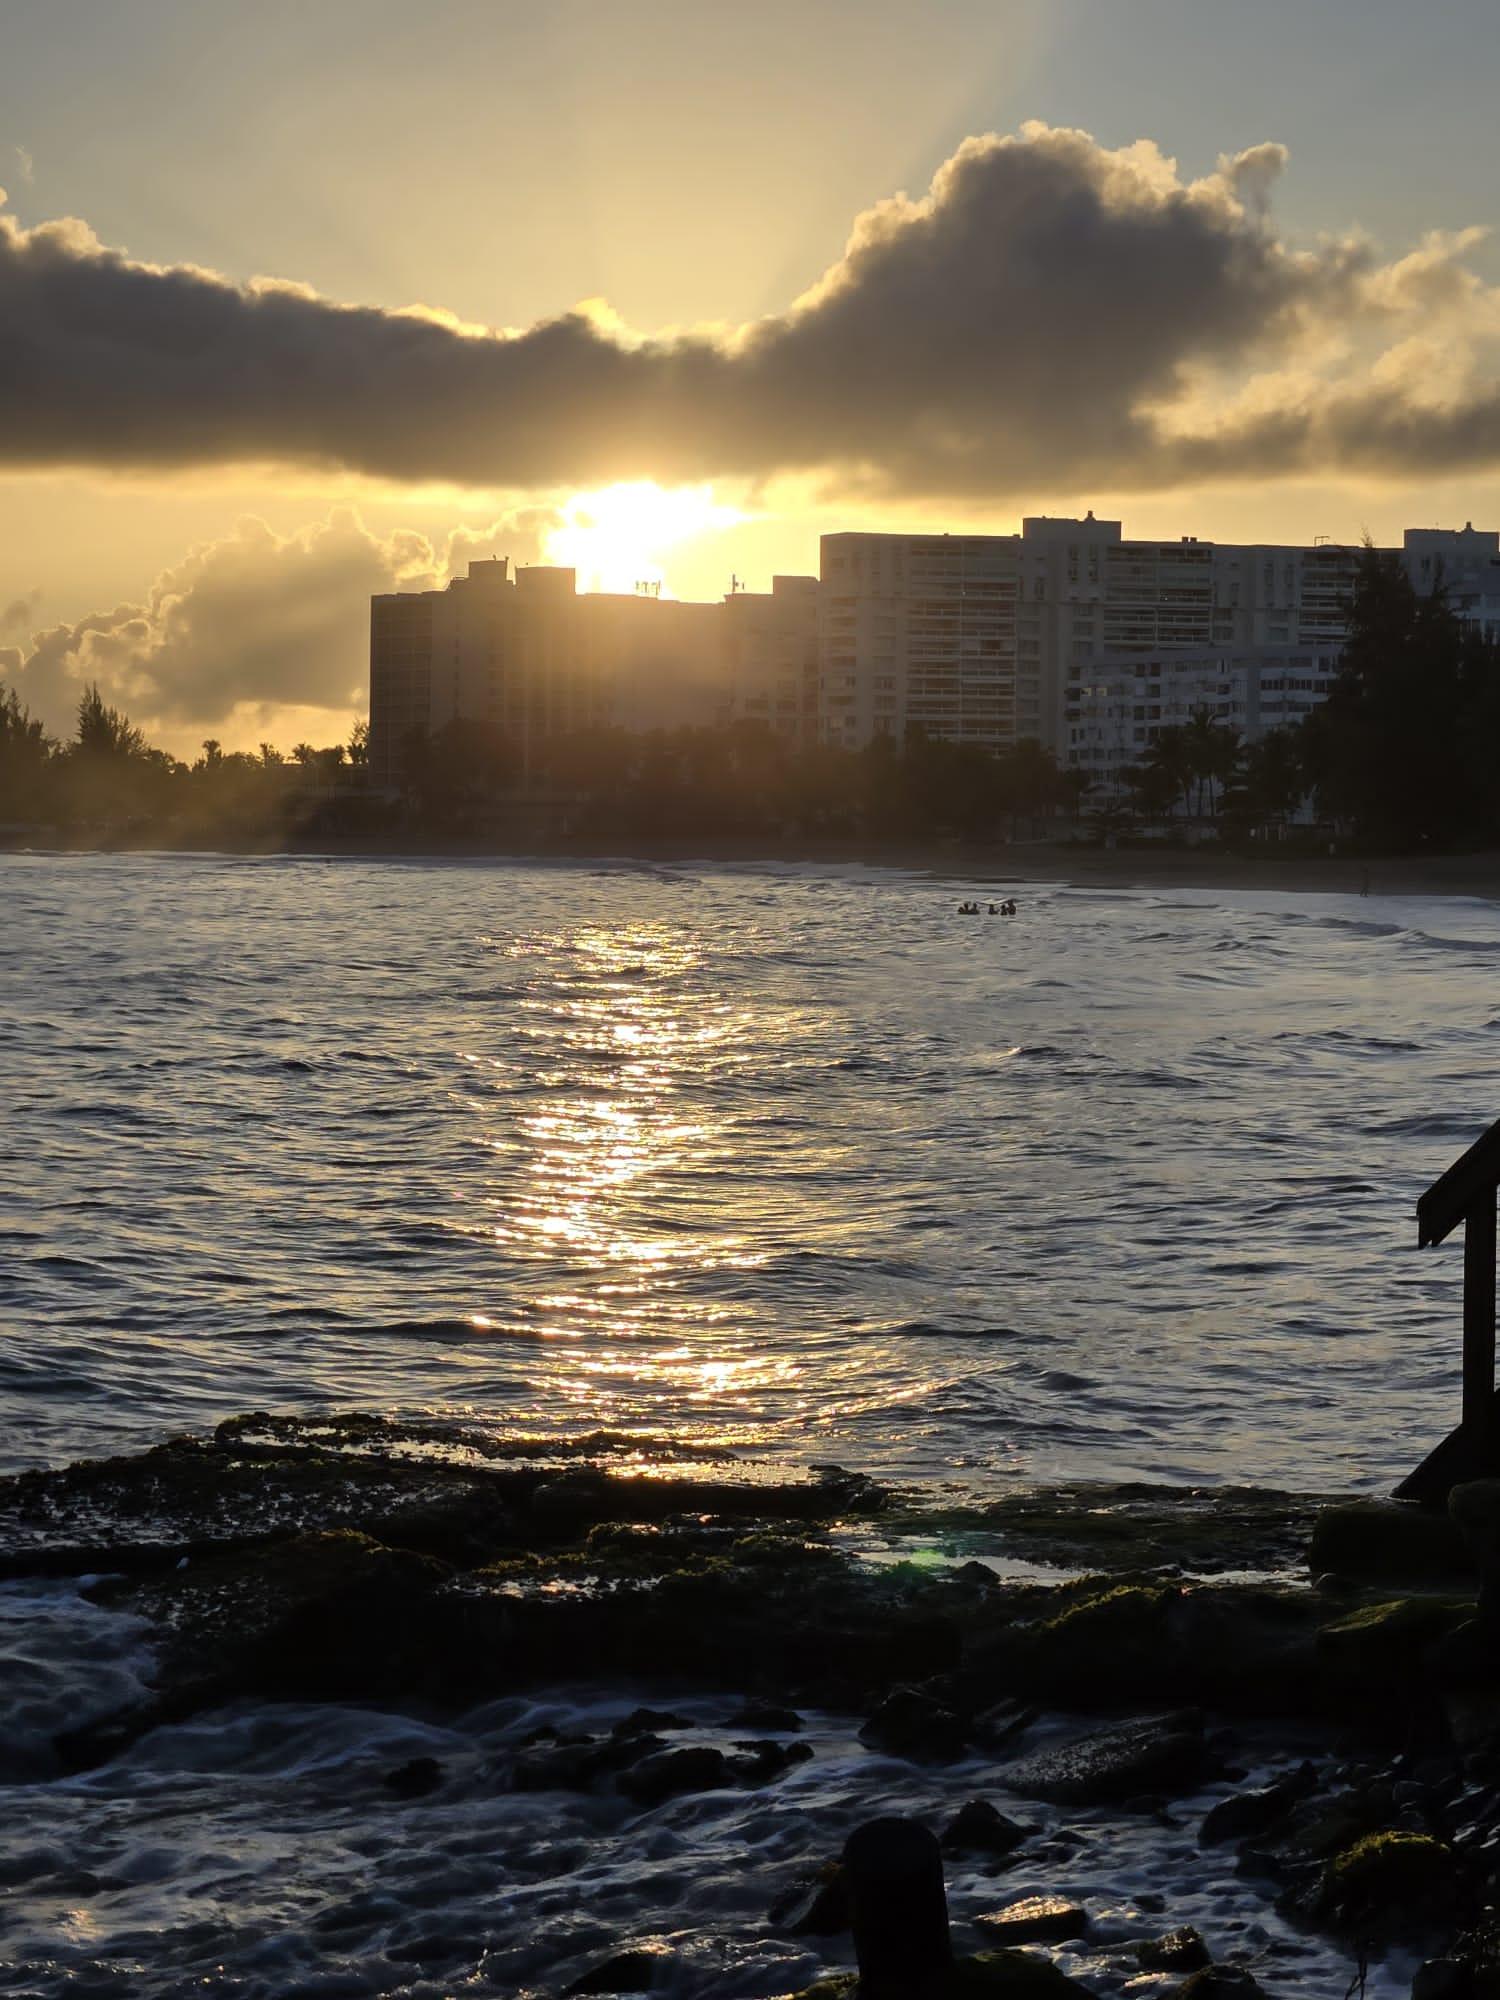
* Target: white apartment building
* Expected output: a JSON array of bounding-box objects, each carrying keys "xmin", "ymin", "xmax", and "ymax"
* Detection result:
[
  {"xmin": 819, "ymin": 515, "xmax": 1364, "ymax": 764},
  {"xmin": 1070, "ymin": 645, "xmax": 1344, "ymax": 797},
  {"xmin": 817, "ymin": 516, "xmax": 1500, "ymax": 770},
  {"xmin": 1404, "ymin": 524, "xmax": 1500, "ymax": 639},
  {"xmin": 371, "ymin": 521, "xmax": 1500, "ymax": 793},
  {"xmin": 819, "ymin": 534, "xmax": 1027, "ymax": 749}
]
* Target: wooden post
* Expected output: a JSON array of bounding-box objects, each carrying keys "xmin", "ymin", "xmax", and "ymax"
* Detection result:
[
  {"xmin": 842, "ymin": 1817, "xmax": 952, "ymax": 1999},
  {"xmin": 1464, "ymin": 1190, "xmax": 1497, "ymax": 1452}
]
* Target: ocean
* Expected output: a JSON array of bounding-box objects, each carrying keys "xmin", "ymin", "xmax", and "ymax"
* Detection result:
[
  {"xmin": 3, "ymin": 851, "xmax": 1493, "ymax": 1489},
  {"xmin": 3, "ymin": 849, "xmax": 1493, "ymax": 1999}
]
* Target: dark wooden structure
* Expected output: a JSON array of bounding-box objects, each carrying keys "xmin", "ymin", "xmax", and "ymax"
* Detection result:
[{"xmin": 1397, "ymin": 1114, "xmax": 1500, "ymax": 1506}]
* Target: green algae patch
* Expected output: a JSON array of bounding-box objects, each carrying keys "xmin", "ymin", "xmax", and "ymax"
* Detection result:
[
  {"xmin": 887, "ymin": 1481, "xmax": 1329, "ymax": 1578},
  {"xmin": 1037, "ymin": 1581, "xmax": 1174, "ymax": 1638},
  {"xmin": 1316, "ymin": 1593, "xmax": 1473, "ymax": 1666},
  {"xmin": 1317, "ymin": 1829, "xmax": 1456, "ymax": 1928}
]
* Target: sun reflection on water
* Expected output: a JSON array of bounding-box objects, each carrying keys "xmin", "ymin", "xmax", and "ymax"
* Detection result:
[{"xmin": 458, "ymin": 921, "xmax": 798, "ymax": 1443}]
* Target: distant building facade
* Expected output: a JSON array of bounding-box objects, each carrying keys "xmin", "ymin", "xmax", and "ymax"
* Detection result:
[
  {"xmin": 1404, "ymin": 524, "xmax": 1500, "ymax": 641},
  {"xmin": 816, "ymin": 516, "xmax": 1500, "ymax": 770},
  {"xmin": 370, "ymin": 560, "xmax": 733, "ymax": 789},
  {"xmin": 817, "ymin": 515, "xmax": 1366, "ymax": 764},
  {"xmin": 371, "ymin": 521, "xmax": 1500, "ymax": 790},
  {"xmin": 1069, "ymin": 644, "xmax": 1345, "ymax": 797},
  {"xmin": 722, "ymin": 575, "xmax": 820, "ymax": 741}
]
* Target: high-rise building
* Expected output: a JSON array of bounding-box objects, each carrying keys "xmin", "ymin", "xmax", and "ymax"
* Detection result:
[
  {"xmin": 816, "ymin": 516, "xmax": 1499, "ymax": 770},
  {"xmin": 369, "ymin": 561, "xmax": 728, "ymax": 789},
  {"xmin": 372, "ymin": 519, "xmax": 1500, "ymax": 794},
  {"xmin": 721, "ymin": 575, "xmax": 820, "ymax": 741}
]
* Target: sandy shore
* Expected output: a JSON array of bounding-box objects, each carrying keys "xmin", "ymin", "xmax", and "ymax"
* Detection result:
[{"xmin": 10, "ymin": 829, "xmax": 1500, "ymax": 900}]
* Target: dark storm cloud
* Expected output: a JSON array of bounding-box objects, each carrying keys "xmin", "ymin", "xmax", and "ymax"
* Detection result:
[{"xmin": 0, "ymin": 125, "xmax": 1494, "ymax": 495}]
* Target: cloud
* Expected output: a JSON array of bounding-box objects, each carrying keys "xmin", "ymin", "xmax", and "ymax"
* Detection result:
[
  {"xmin": 0, "ymin": 506, "xmax": 555, "ymax": 743},
  {"xmin": 0, "ymin": 122, "xmax": 1497, "ymax": 498},
  {"xmin": 1, "ymin": 587, "xmax": 40, "ymax": 636}
]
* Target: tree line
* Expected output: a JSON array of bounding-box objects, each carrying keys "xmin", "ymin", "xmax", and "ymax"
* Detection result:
[
  {"xmin": 0, "ymin": 686, "xmax": 374, "ymax": 840},
  {"xmin": 3, "ymin": 550, "xmax": 1498, "ymax": 850},
  {"xmin": 0, "ymin": 682, "xmax": 1087, "ymax": 844}
]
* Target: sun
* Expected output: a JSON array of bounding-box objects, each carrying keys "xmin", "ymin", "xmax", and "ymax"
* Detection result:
[{"xmin": 542, "ymin": 481, "xmax": 743, "ymax": 596}]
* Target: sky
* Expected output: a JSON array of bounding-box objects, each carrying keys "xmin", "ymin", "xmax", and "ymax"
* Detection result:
[{"xmin": 2, "ymin": 0, "xmax": 1499, "ymax": 754}]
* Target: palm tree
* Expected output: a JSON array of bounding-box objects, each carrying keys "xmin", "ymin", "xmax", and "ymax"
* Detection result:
[
  {"xmin": 1182, "ymin": 707, "xmax": 1241, "ymax": 819},
  {"xmin": 1144, "ymin": 725, "xmax": 1194, "ymax": 818},
  {"xmin": 1242, "ymin": 729, "xmax": 1305, "ymax": 827}
]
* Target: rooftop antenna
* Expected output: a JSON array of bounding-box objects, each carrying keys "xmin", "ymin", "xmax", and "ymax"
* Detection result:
[{"xmin": 730, "ymin": 574, "xmax": 744, "ymax": 594}]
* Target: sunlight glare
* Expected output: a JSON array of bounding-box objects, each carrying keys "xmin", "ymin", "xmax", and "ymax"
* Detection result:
[{"xmin": 542, "ymin": 481, "xmax": 743, "ymax": 595}]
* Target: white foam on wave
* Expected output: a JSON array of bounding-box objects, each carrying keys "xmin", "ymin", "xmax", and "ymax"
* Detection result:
[
  {"xmin": 0, "ymin": 1580, "xmax": 157, "ymax": 1784},
  {"xmin": 0, "ymin": 1673, "xmax": 1418, "ymax": 1999}
]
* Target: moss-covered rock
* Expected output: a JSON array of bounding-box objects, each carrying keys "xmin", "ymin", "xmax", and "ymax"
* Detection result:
[
  {"xmin": 1309, "ymin": 1501, "xmax": 1471, "ymax": 1583},
  {"xmin": 1316, "ymin": 1829, "xmax": 1457, "ymax": 1929},
  {"xmin": 1315, "ymin": 1594, "xmax": 1474, "ymax": 1683}
]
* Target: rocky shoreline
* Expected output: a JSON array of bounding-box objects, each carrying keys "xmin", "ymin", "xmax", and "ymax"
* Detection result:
[{"xmin": 5, "ymin": 1416, "xmax": 1500, "ymax": 1997}]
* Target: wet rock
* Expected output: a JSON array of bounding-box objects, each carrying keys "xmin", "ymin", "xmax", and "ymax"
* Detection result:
[
  {"xmin": 942, "ymin": 1798, "xmax": 1029, "ymax": 1858},
  {"xmin": 512, "ymin": 1738, "xmax": 625, "ymax": 1792},
  {"xmin": 956, "ymin": 1952, "xmax": 1096, "ymax": 1994},
  {"xmin": 1315, "ymin": 1594, "xmax": 1473, "ymax": 1680},
  {"xmin": 1308, "ymin": 1501, "xmax": 1471, "ymax": 1583},
  {"xmin": 1138, "ymin": 1925, "xmax": 1212, "ymax": 1971},
  {"xmin": 789, "ymin": 1951, "xmax": 1093, "ymax": 1997},
  {"xmin": 616, "ymin": 1745, "xmax": 731, "ymax": 1805},
  {"xmin": 1004, "ymin": 1711, "xmax": 1213, "ymax": 1805},
  {"xmin": 530, "ymin": 1471, "xmax": 615, "ymax": 1529},
  {"xmin": 998, "ymin": 1576, "xmax": 1329, "ymax": 1714},
  {"xmin": 769, "ymin": 1860, "xmax": 851, "ymax": 1935},
  {"xmin": 957, "ymin": 1561, "xmax": 1002, "ymax": 1585},
  {"xmin": 974, "ymin": 1895, "xmax": 1088, "ymax": 1944},
  {"xmin": 728, "ymin": 1737, "xmax": 815, "ymax": 1783},
  {"xmin": 1416, "ymin": 1913, "xmax": 1500, "ymax": 1996},
  {"xmin": 1452, "ymin": 1483, "xmax": 1500, "ymax": 1629},
  {"xmin": 968, "ymin": 1481, "xmax": 1321, "ymax": 1577},
  {"xmin": 1314, "ymin": 1829, "xmax": 1457, "ymax": 1930},
  {"xmin": 563, "ymin": 1944, "xmax": 673, "ymax": 1994},
  {"xmin": 383, "ymin": 1756, "xmax": 444, "ymax": 1799},
  {"xmin": 859, "ymin": 1685, "xmax": 968, "ymax": 1759},
  {"xmin": 372, "ymin": 1489, "xmax": 517, "ymax": 1565},
  {"xmin": 729, "ymin": 1702, "xmax": 803, "ymax": 1731},
  {"xmin": 1410, "ymin": 1960, "xmax": 1465, "ymax": 2000},
  {"xmin": 1449, "ymin": 1686, "xmax": 1500, "ymax": 1752},
  {"xmin": 1199, "ymin": 1764, "xmax": 1318, "ymax": 1846},
  {"xmin": 971, "ymin": 1699, "xmax": 1036, "ymax": 1748},
  {"xmin": 611, "ymin": 1707, "xmax": 689, "ymax": 1736},
  {"xmin": 1166, "ymin": 1971, "xmax": 1272, "ymax": 1999}
]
